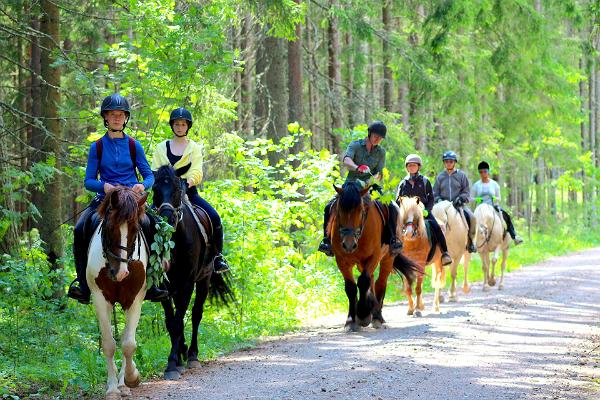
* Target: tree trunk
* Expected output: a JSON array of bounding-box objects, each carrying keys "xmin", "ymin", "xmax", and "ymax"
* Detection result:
[
  {"xmin": 254, "ymin": 32, "xmax": 268, "ymax": 137},
  {"xmin": 327, "ymin": 0, "xmax": 342, "ymax": 153},
  {"xmin": 288, "ymin": 0, "xmax": 303, "ymax": 164},
  {"xmin": 264, "ymin": 34, "xmax": 288, "ymax": 167},
  {"xmin": 240, "ymin": 13, "xmax": 255, "ymax": 137},
  {"xmin": 382, "ymin": 0, "xmax": 393, "ymax": 112},
  {"xmin": 399, "ymin": 81, "xmax": 410, "ymax": 133},
  {"xmin": 38, "ymin": 0, "xmax": 63, "ymax": 285}
]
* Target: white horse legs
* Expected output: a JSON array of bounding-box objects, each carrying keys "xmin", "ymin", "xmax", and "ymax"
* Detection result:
[
  {"xmin": 93, "ymin": 294, "xmax": 143, "ymax": 400},
  {"xmin": 498, "ymin": 249, "xmax": 508, "ymax": 290},
  {"xmin": 481, "ymin": 252, "xmax": 491, "ymax": 292}
]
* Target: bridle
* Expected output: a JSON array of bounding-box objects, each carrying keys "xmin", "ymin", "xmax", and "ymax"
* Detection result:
[
  {"xmin": 100, "ymin": 206, "xmax": 142, "ymax": 265},
  {"xmin": 338, "ymin": 198, "xmax": 369, "ymax": 243},
  {"xmin": 156, "ymin": 201, "xmax": 183, "ymax": 229}
]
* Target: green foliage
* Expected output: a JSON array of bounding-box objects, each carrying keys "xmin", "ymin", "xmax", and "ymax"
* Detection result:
[{"xmin": 146, "ymin": 211, "xmax": 175, "ymax": 289}]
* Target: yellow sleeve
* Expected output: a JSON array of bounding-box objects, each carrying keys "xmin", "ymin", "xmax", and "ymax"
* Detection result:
[
  {"xmin": 185, "ymin": 141, "xmax": 204, "ymax": 187},
  {"xmin": 151, "ymin": 141, "xmax": 169, "ymax": 170}
]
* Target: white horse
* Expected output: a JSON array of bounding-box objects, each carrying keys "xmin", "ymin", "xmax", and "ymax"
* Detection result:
[
  {"xmin": 432, "ymin": 200, "xmax": 473, "ymax": 302},
  {"xmin": 474, "ymin": 203, "xmax": 510, "ymax": 291},
  {"xmin": 86, "ymin": 188, "xmax": 149, "ymax": 400}
]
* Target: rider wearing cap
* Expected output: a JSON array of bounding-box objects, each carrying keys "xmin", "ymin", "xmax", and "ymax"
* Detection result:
[
  {"xmin": 396, "ymin": 154, "xmax": 453, "ymax": 266},
  {"xmin": 67, "ymin": 94, "xmax": 168, "ymax": 304},
  {"xmin": 471, "ymin": 161, "xmax": 523, "ymax": 245},
  {"xmin": 151, "ymin": 107, "xmax": 230, "ymax": 274},
  {"xmin": 433, "ymin": 151, "xmax": 477, "ymax": 253},
  {"xmin": 318, "ymin": 121, "xmax": 403, "ymax": 256}
]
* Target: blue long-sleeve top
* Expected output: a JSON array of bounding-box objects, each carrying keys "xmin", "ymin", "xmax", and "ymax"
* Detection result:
[{"xmin": 84, "ymin": 133, "xmax": 155, "ymax": 197}]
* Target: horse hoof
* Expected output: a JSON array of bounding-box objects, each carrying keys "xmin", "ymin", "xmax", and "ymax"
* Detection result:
[
  {"xmin": 187, "ymin": 359, "xmax": 202, "ymax": 369},
  {"xmin": 371, "ymin": 320, "xmax": 385, "ymax": 329},
  {"xmin": 124, "ymin": 374, "xmax": 141, "ymax": 388},
  {"xmin": 462, "ymin": 285, "xmax": 471, "ymax": 294},
  {"xmin": 414, "ymin": 310, "xmax": 422, "ymax": 318},
  {"xmin": 483, "ymin": 286, "xmax": 490, "ymax": 292},
  {"xmin": 357, "ymin": 316, "xmax": 372, "ymax": 327},
  {"xmin": 498, "ymin": 284, "xmax": 504, "ymax": 290},
  {"xmin": 448, "ymin": 295, "xmax": 457, "ymax": 303},
  {"xmin": 407, "ymin": 309, "xmax": 414, "ymax": 316},
  {"xmin": 438, "ymin": 294, "xmax": 445, "ymax": 303},
  {"xmin": 164, "ymin": 370, "xmax": 181, "ymax": 381},
  {"xmin": 489, "ymin": 279, "xmax": 496, "ymax": 287},
  {"xmin": 176, "ymin": 365, "xmax": 186, "ymax": 374},
  {"xmin": 105, "ymin": 391, "xmax": 121, "ymax": 400},
  {"xmin": 344, "ymin": 322, "xmax": 360, "ymax": 332},
  {"xmin": 117, "ymin": 385, "xmax": 131, "ymax": 396}
]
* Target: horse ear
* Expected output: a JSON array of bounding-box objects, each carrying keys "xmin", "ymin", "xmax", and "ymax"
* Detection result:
[
  {"xmin": 334, "ymin": 184, "xmax": 342, "ymax": 194},
  {"xmin": 414, "ymin": 197, "xmax": 420, "ymax": 205},
  {"xmin": 398, "ymin": 196, "xmax": 403, "ymax": 206},
  {"xmin": 137, "ymin": 192, "xmax": 149, "ymax": 208},
  {"xmin": 109, "ymin": 188, "xmax": 119, "ymax": 208}
]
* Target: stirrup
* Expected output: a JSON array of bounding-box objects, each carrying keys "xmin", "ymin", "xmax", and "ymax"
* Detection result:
[
  {"xmin": 513, "ymin": 236, "xmax": 523, "ymax": 245},
  {"xmin": 318, "ymin": 237, "xmax": 333, "ymax": 257},
  {"xmin": 67, "ymin": 279, "xmax": 91, "ymax": 304},
  {"xmin": 144, "ymin": 285, "xmax": 170, "ymax": 302},
  {"xmin": 441, "ymin": 252, "xmax": 453, "ymax": 266},
  {"xmin": 389, "ymin": 238, "xmax": 403, "ymax": 255},
  {"xmin": 213, "ymin": 256, "xmax": 230, "ymax": 274}
]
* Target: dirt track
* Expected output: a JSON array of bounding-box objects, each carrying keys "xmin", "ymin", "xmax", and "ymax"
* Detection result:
[{"xmin": 133, "ymin": 248, "xmax": 600, "ymax": 400}]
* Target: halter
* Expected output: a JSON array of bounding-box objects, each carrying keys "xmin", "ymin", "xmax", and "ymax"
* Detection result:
[
  {"xmin": 100, "ymin": 208, "xmax": 142, "ymax": 266},
  {"xmin": 157, "ymin": 201, "xmax": 183, "ymax": 228},
  {"xmin": 338, "ymin": 199, "xmax": 369, "ymax": 242},
  {"xmin": 398, "ymin": 199, "xmax": 420, "ymax": 238}
]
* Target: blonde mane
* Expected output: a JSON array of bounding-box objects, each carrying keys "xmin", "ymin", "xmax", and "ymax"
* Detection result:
[{"xmin": 397, "ymin": 196, "xmax": 426, "ymax": 237}]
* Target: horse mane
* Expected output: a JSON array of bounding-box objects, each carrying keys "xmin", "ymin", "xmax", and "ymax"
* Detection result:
[
  {"xmin": 154, "ymin": 164, "xmax": 178, "ymax": 183},
  {"xmin": 339, "ymin": 181, "xmax": 363, "ymax": 212},
  {"xmin": 98, "ymin": 186, "xmax": 144, "ymax": 226},
  {"xmin": 398, "ymin": 196, "xmax": 426, "ymax": 236}
]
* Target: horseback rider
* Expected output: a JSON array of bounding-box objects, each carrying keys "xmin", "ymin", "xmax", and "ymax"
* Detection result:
[
  {"xmin": 396, "ymin": 154, "xmax": 453, "ymax": 266},
  {"xmin": 433, "ymin": 150, "xmax": 477, "ymax": 253},
  {"xmin": 471, "ymin": 161, "xmax": 523, "ymax": 245},
  {"xmin": 318, "ymin": 121, "xmax": 403, "ymax": 257},
  {"xmin": 151, "ymin": 107, "xmax": 230, "ymax": 274},
  {"xmin": 67, "ymin": 94, "xmax": 169, "ymax": 304}
]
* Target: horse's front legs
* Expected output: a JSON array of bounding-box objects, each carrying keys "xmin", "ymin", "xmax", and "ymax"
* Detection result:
[
  {"xmin": 356, "ymin": 270, "xmax": 374, "ymax": 327},
  {"xmin": 117, "ymin": 296, "xmax": 144, "ymax": 395},
  {"xmin": 372, "ymin": 256, "xmax": 393, "ymax": 328},
  {"xmin": 481, "ymin": 252, "xmax": 491, "ymax": 291},
  {"xmin": 462, "ymin": 252, "xmax": 472, "ymax": 293},
  {"xmin": 187, "ymin": 278, "xmax": 211, "ymax": 369},
  {"xmin": 405, "ymin": 277, "xmax": 415, "ymax": 316},
  {"xmin": 92, "ymin": 297, "xmax": 120, "ymax": 400},
  {"xmin": 415, "ymin": 275, "xmax": 425, "ymax": 316},
  {"xmin": 162, "ymin": 285, "xmax": 194, "ymax": 380},
  {"xmin": 498, "ymin": 248, "xmax": 508, "ymax": 290},
  {"xmin": 448, "ymin": 260, "xmax": 458, "ymax": 302}
]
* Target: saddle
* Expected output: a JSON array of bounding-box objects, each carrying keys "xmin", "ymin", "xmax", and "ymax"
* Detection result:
[
  {"xmin": 184, "ymin": 201, "xmax": 213, "ymax": 249},
  {"xmin": 327, "ymin": 197, "xmax": 388, "ymax": 242}
]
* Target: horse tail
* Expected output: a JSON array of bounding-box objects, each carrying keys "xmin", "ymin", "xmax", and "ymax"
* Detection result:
[
  {"xmin": 209, "ymin": 270, "xmax": 235, "ymax": 307},
  {"xmin": 392, "ymin": 253, "xmax": 419, "ymax": 287}
]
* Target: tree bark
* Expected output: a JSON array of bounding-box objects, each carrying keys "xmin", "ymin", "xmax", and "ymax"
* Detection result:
[
  {"xmin": 264, "ymin": 34, "xmax": 288, "ymax": 167},
  {"xmin": 327, "ymin": 0, "xmax": 342, "ymax": 153},
  {"xmin": 382, "ymin": 0, "xmax": 393, "ymax": 112},
  {"xmin": 240, "ymin": 13, "xmax": 255, "ymax": 137},
  {"xmin": 288, "ymin": 0, "xmax": 304, "ymax": 165}
]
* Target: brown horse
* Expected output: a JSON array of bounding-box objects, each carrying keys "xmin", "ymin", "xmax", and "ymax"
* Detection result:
[
  {"xmin": 329, "ymin": 182, "xmax": 415, "ymax": 331},
  {"xmin": 396, "ymin": 196, "xmax": 446, "ymax": 315}
]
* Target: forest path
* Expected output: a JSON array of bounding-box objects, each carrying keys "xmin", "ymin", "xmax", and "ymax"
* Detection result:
[{"xmin": 133, "ymin": 248, "xmax": 600, "ymax": 400}]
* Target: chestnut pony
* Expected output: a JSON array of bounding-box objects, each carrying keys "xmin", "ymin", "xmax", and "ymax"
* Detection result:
[
  {"xmin": 329, "ymin": 182, "xmax": 416, "ymax": 331},
  {"xmin": 396, "ymin": 196, "xmax": 446, "ymax": 315},
  {"xmin": 87, "ymin": 187, "xmax": 149, "ymax": 400}
]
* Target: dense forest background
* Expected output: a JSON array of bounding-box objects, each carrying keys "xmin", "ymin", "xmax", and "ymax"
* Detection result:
[{"xmin": 1, "ymin": 0, "xmax": 600, "ymax": 397}]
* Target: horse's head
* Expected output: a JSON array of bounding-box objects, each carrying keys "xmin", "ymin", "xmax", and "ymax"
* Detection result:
[
  {"xmin": 334, "ymin": 182, "xmax": 370, "ymax": 253},
  {"xmin": 152, "ymin": 165, "xmax": 187, "ymax": 228},
  {"xmin": 397, "ymin": 196, "xmax": 425, "ymax": 238},
  {"xmin": 97, "ymin": 187, "xmax": 148, "ymax": 282}
]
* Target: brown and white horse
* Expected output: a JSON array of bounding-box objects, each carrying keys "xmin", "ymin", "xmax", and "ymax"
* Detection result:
[
  {"xmin": 432, "ymin": 200, "xmax": 472, "ymax": 302},
  {"xmin": 396, "ymin": 196, "xmax": 446, "ymax": 315},
  {"xmin": 86, "ymin": 187, "xmax": 148, "ymax": 400},
  {"xmin": 474, "ymin": 203, "xmax": 510, "ymax": 291}
]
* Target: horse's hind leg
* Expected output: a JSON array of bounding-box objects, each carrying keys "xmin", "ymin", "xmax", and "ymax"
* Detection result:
[
  {"xmin": 118, "ymin": 297, "xmax": 144, "ymax": 393},
  {"xmin": 481, "ymin": 252, "xmax": 491, "ymax": 291},
  {"xmin": 188, "ymin": 277, "xmax": 210, "ymax": 369},
  {"xmin": 448, "ymin": 260, "xmax": 458, "ymax": 302},
  {"xmin": 92, "ymin": 297, "xmax": 120, "ymax": 400},
  {"xmin": 462, "ymin": 252, "xmax": 472, "ymax": 294},
  {"xmin": 343, "ymin": 277, "xmax": 359, "ymax": 331},
  {"xmin": 405, "ymin": 277, "xmax": 415, "ymax": 316},
  {"xmin": 372, "ymin": 259, "xmax": 392, "ymax": 329},
  {"xmin": 162, "ymin": 285, "xmax": 194, "ymax": 380},
  {"xmin": 356, "ymin": 270, "xmax": 374, "ymax": 327},
  {"xmin": 489, "ymin": 248, "xmax": 499, "ymax": 287},
  {"xmin": 499, "ymin": 248, "xmax": 508, "ymax": 290},
  {"xmin": 415, "ymin": 275, "xmax": 425, "ymax": 315}
]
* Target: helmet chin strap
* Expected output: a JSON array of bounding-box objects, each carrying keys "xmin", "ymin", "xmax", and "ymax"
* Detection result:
[
  {"xmin": 104, "ymin": 117, "xmax": 129, "ymax": 134},
  {"xmin": 174, "ymin": 131, "xmax": 188, "ymax": 138}
]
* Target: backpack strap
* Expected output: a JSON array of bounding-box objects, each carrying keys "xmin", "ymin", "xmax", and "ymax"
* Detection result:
[{"xmin": 94, "ymin": 136, "xmax": 138, "ymax": 178}]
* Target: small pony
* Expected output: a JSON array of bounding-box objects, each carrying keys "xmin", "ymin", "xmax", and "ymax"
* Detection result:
[
  {"xmin": 432, "ymin": 200, "xmax": 473, "ymax": 302},
  {"xmin": 474, "ymin": 203, "xmax": 510, "ymax": 291},
  {"xmin": 86, "ymin": 187, "xmax": 149, "ymax": 400},
  {"xmin": 329, "ymin": 182, "xmax": 415, "ymax": 331},
  {"xmin": 396, "ymin": 196, "xmax": 446, "ymax": 315}
]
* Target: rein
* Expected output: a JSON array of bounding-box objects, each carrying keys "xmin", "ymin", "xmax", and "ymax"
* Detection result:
[{"xmin": 338, "ymin": 199, "xmax": 369, "ymax": 241}]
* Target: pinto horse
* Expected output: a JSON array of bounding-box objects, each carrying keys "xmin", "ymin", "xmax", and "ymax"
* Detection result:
[
  {"xmin": 396, "ymin": 196, "xmax": 446, "ymax": 315},
  {"xmin": 87, "ymin": 187, "xmax": 149, "ymax": 400},
  {"xmin": 329, "ymin": 182, "xmax": 415, "ymax": 331},
  {"xmin": 474, "ymin": 203, "xmax": 510, "ymax": 291},
  {"xmin": 432, "ymin": 200, "xmax": 472, "ymax": 302},
  {"xmin": 152, "ymin": 165, "xmax": 234, "ymax": 380}
]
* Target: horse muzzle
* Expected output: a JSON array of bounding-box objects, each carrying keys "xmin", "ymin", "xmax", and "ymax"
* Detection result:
[{"xmin": 109, "ymin": 265, "xmax": 130, "ymax": 282}]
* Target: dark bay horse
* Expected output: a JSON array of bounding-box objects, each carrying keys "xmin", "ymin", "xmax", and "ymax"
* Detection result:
[
  {"xmin": 329, "ymin": 182, "xmax": 416, "ymax": 331},
  {"xmin": 152, "ymin": 165, "xmax": 234, "ymax": 380},
  {"xmin": 87, "ymin": 187, "xmax": 148, "ymax": 400}
]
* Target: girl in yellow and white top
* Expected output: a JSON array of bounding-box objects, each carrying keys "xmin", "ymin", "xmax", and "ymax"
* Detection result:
[{"xmin": 152, "ymin": 107, "xmax": 230, "ymax": 273}]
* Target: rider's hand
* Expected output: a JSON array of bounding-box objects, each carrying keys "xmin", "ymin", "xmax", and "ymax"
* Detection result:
[
  {"xmin": 475, "ymin": 197, "xmax": 483, "ymax": 205},
  {"xmin": 453, "ymin": 197, "xmax": 463, "ymax": 207},
  {"xmin": 132, "ymin": 183, "xmax": 145, "ymax": 193},
  {"xmin": 423, "ymin": 209, "xmax": 429, "ymax": 218},
  {"xmin": 357, "ymin": 164, "xmax": 370, "ymax": 174},
  {"xmin": 186, "ymin": 178, "xmax": 194, "ymax": 188},
  {"xmin": 103, "ymin": 182, "xmax": 116, "ymax": 193}
]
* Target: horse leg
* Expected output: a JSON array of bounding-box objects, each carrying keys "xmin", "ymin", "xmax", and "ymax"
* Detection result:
[
  {"xmin": 462, "ymin": 252, "xmax": 472, "ymax": 294},
  {"xmin": 405, "ymin": 277, "xmax": 415, "ymax": 316},
  {"xmin": 187, "ymin": 277, "xmax": 210, "ymax": 369},
  {"xmin": 356, "ymin": 270, "xmax": 374, "ymax": 327},
  {"xmin": 481, "ymin": 252, "xmax": 491, "ymax": 292},
  {"xmin": 432, "ymin": 260, "xmax": 444, "ymax": 313},
  {"xmin": 92, "ymin": 296, "xmax": 120, "ymax": 400},
  {"xmin": 372, "ymin": 257, "xmax": 392, "ymax": 328},
  {"xmin": 499, "ymin": 247, "xmax": 508, "ymax": 290},
  {"xmin": 117, "ymin": 297, "xmax": 143, "ymax": 394},
  {"xmin": 448, "ymin": 260, "xmax": 458, "ymax": 302},
  {"xmin": 162, "ymin": 285, "xmax": 194, "ymax": 380},
  {"xmin": 415, "ymin": 274, "xmax": 425, "ymax": 316},
  {"xmin": 488, "ymin": 248, "xmax": 499, "ymax": 287}
]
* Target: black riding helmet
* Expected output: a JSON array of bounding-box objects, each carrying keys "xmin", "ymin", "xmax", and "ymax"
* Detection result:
[
  {"xmin": 478, "ymin": 161, "xmax": 490, "ymax": 170},
  {"xmin": 169, "ymin": 107, "xmax": 193, "ymax": 137},
  {"xmin": 368, "ymin": 121, "xmax": 387, "ymax": 138},
  {"xmin": 100, "ymin": 94, "xmax": 130, "ymax": 131},
  {"xmin": 442, "ymin": 150, "xmax": 458, "ymax": 162}
]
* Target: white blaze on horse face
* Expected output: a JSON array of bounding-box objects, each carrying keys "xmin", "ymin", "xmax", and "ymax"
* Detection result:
[{"xmin": 116, "ymin": 223, "xmax": 130, "ymax": 282}]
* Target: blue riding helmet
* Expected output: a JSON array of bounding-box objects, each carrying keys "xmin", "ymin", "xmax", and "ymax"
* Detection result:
[
  {"xmin": 368, "ymin": 121, "xmax": 387, "ymax": 138},
  {"xmin": 442, "ymin": 150, "xmax": 458, "ymax": 162},
  {"xmin": 100, "ymin": 94, "xmax": 130, "ymax": 117}
]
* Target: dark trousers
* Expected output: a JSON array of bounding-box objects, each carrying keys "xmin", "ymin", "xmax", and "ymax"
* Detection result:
[
  {"xmin": 494, "ymin": 205, "xmax": 517, "ymax": 239},
  {"xmin": 187, "ymin": 186, "xmax": 224, "ymax": 254},
  {"xmin": 459, "ymin": 206, "xmax": 477, "ymax": 243},
  {"xmin": 425, "ymin": 213, "xmax": 448, "ymax": 253}
]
